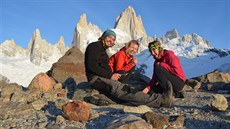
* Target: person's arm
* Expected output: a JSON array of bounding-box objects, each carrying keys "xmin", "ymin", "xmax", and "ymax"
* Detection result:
[
  {"xmin": 85, "ymin": 43, "xmax": 113, "ymax": 78},
  {"xmin": 143, "ymin": 74, "xmax": 157, "ymax": 93}
]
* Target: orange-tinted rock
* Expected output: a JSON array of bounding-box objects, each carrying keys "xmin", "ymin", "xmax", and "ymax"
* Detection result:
[
  {"xmin": 62, "ymin": 100, "xmax": 90, "ymax": 122},
  {"xmin": 28, "ymin": 72, "xmax": 56, "ymax": 92}
]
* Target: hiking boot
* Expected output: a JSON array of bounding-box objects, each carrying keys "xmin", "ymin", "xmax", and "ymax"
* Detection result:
[
  {"xmin": 174, "ymin": 89, "xmax": 186, "ymax": 98},
  {"xmin": 161, "ymin": 81, "xmax": 174, "ymax": 108}
]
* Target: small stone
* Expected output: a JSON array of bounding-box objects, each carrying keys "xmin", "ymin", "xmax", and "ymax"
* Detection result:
[
  {"xmin": 10, "ymin": 123, "xmax": 17, "ymax": 128},
  {"xmin": 56, "ymin": 115, "xmax": 65, "ymax": 123},
  {"xmin": 142, "ymin": 111, "xmax": 169, "ymax": 129},
  {"xmin": 211, "ymin": 94, "xmax": 228, "ymax": 111},
  {"xmin": 38, "ymin": 122, "xmax": 48, "ymax": 128},
  {"xmin": 31, "ymin": 99, "xmax": 47, "ymax": 110},
  {"xmin": 123, "ymin": 105, "xmax": 152, "ymax": 114},
  {"xmin": 54, "ymin": 83, "xmax": 62, "ymax": 90}
]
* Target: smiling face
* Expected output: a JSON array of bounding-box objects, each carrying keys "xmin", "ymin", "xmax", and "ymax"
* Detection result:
[
  {"xmin": 148, "ymin": 41, "xmax": 162, "ymax": 59},
  {"xmin": 126, "ymin": 43, "xmax": 139, "ymax": 56},
  {"xmin": 151, "ymin": 49, "xmax": 161, "ymax": 59},
  {"xmin": 102, "ymin": 35, "xmax": 116, "ymax": 49}
]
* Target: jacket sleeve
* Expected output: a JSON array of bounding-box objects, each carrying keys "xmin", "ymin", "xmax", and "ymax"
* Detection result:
[
  {"xmin": 145, "ymin": 74, "xmax": 157, "ymax": 90},
  {"xmin": 145, "ymin": 62, "xmax": 157, "ymax": 90},
  {"xmin": 85, "ymin": 44, "xmax": 113, "ymax": 78},
  {"xmin": 114, "ymin": 52, "xmax": 135, "ymax": 72}
]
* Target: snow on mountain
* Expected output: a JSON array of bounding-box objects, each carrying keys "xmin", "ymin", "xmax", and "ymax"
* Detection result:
[
  {"xmin": 0, "ymin": 55, "xmax": 54, "ymax": 87},
  {"xmin": 0, "ymin": 29, "xmax": 68, "ymax": 86},
  {"xmin": 0, "ymin": 39, "xmax": 27, "ymax": 58}
]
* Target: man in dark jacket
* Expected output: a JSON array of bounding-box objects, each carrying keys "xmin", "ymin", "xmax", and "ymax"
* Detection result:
[{"xmin": 85, "ymin": 29, "xmax": 174, "ymax": 107}]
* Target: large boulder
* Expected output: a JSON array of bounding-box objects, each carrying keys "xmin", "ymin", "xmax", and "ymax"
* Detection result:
[
  {"xmin": 1, "ymin": 83, "xmax": 23, "ymax": 102},
  {"xmin": 193, "ymin": 71, "xmax": 230, "ymax": 91},
  {"xmin": 195, "ymin": 71, "xmax": 230, "ymax": 83},
  {"xmin": 28, "ymin": 72, "xmax": 56, "ymax": 92},
  {"xmin": 47, "ymin": 47, "xmax": 87, "ymax": 84}
]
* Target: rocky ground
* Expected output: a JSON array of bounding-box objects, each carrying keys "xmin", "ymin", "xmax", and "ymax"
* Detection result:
[
  {"xmin": 0, "ymin": 73, "xmax": 229, "ymax": 129},
  {"xmin": 85, "ymin": 90, "xmax": 230, "ymax": 129}
]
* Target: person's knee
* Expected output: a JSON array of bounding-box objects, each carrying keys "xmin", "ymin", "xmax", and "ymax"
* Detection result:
[{"xmin": 154, "ymin": 64, "xmax": 164, "ymax": 74}]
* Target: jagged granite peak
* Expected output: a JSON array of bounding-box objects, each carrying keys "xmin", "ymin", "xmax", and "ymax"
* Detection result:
[
  {"xmin": 28, "ymin": 29, "xmax": 67, "ymax": 65},
  {"xmin": 54, "ymin": 36, "xmax": 68, "ymax": 55},
  {"xmin": 165, "ymin": 29, "xmax": 179, "ymax": 40},
  {"xmin": 71, "ymin": 13, "xmax": 102, "ymax": 53},
  {"xmin": 78, "ymin": 13, "xmax": 88, "ymax": 28},
  {"xmin": 0, "ymin": 39, "xmax": 27, "ymax": 57},
  {"xmin": 159, "ymin": 29, "xmax": 181, "ymax": 45},
  {"xmin": 182, "ymin": 33, "xmax": 212, "ymax": 48},
  {"xmin": 114, "ymin": 6, "xmax": 147, "ymax": 40}
]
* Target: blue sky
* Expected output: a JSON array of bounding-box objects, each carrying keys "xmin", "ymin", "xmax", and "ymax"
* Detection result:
[{"xmin": 1, "ymin": 0, "xmax": 229, "ymax": 50}]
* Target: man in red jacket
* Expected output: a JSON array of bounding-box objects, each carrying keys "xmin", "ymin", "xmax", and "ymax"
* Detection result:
[
  {"xmin": 109, "ymin": 40, "xmax": 139, "ymax": 83},
  {"xmin": 142, "ymin": 40, "xmax": 186, "ymax": 98}
]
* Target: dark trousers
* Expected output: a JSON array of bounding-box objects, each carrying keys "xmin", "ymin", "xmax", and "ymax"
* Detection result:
[
  {"xmin": 89, "ymin": 76, "xmax": 162, "ymax": 107},
  {"xmin": 153, "ymin": 65, "xmax": 185, "ymax": 94},
  {"xmin": 117, "ymin": 66, "xmax": 135, "ymax": 84}
]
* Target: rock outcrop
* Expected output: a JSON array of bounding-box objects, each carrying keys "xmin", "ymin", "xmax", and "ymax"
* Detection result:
[
  {"xmin": 0, "ymin": 39, "xmax": 27, "ymax": 57},
  {"xmin": 47, "ymin": 47, "xmax": 86, "ymax": 84},
  {"xmin": 114, "ymin": 6, "xmax": 147, "ymax": 40},
  {"xmin": 28, "ymin": 29, "xmax": 68, "ymax": 65},
  {"xmin": 71, "ymin": 13, "xmax": 102, "ymax": 53}
]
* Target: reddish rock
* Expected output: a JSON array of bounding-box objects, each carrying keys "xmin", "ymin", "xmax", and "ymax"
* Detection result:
[
  {"xmin": 28, "ymin": 72, "xmax": 56, "ymax": 92},
  {"xmin": 62, "ymin": 100, "xmax": 90, "ymax": 122},
  {"xmin": 47, "ymin": 47, "xmax": 87, "ymax": 83}
]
